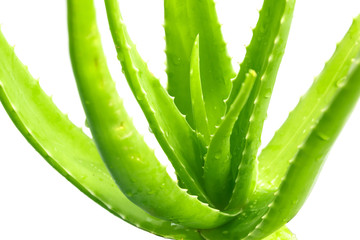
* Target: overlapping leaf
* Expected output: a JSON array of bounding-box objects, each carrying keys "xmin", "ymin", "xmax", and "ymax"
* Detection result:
[
  {"xmin": 164, "ymin": 0, "xmax": 235, "ymax": 134},
  {"xmin": 190, "ymin": 35, "xmax": 210, "ymax": 146},
  {"xmin": 0, "ymin": 27, "xmax": 202, "ymax": 240},
  {"xmin": 200, "ymin": 15, "xmax": 360, "ymax": 240},
  {"xmin": 0, "ymin": 0, "xmax": 358, "ymax": 239},
  {"xmin": 226, "ymin": 0, "xmax": 296, "ymax": 211},
  {"xmin": 203, "ymin": 69, "xmax": 256, "ymax": 209},
  {"xmin": 69, "ymin": 0, "xmax": 232, "ymax": 228},
  {"xmin": 104, "ymin": 0, "xmax": 209, "ymax": 203}
]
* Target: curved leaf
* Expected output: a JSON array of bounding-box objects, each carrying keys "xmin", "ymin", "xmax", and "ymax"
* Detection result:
[
  {"xmin": 164, "ymin": 0, "xmax": 235, "ymax": 132},
  {"xmin": 69, "ymin": 0, "xmax": 232, "ymax": 229},
  {"xmin": 257, "ymin": 15, "xmax": 360, "ymax": 190},
  {"xmin": 263, "ymin": 226, "xmax": 297, "ymax": 240},
  {"xmin": 104, "ymin": 0, "xmax": 209, "ymax": 203},
  {"xmin": 247, "ymin": 17, "xmax": 360, "ymax": 240},
  {"xmin": 246, "ymin": 51, "xmax": 360, "ymax": 240},
  {"xmin": 0, "ymin": 28, "xmax": 202, "ymax": 239},
  {"xmin": 200, "ymin": 15, "xmax": 360, "ymax": 240},
  {"xmin": 190, "ymin": 34, "xmax": 210, "ymax": 145},
  {"xmin": 227, "ymin": 0, "xmax": 296, "ymax": 211},
  {"xmin": 203, "ymin": 69, "xmax": 256, "ymax": 209}
]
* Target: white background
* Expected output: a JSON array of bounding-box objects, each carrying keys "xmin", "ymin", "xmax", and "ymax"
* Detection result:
[{"xmin": 0, "ymin": 0, "xmax": 360, "ymax": 239}]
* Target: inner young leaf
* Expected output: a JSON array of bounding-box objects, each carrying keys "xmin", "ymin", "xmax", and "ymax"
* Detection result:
[
  {"xmin": 204, "ymin": 70, "xmax": 256, "ymax": 209},
  {"xmin": 164, "ymin": 0, "xmax": 235, "ymax": 133}
]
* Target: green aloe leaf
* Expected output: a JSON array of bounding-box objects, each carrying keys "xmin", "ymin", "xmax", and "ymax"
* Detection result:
[
  {"xmin": 164, "ymin": 0, "xmax": 235, "ymax": 132},
  {"xmin": 227, "ymin": 0, "xmax": 296, "ymax": 211},
  {"xmin": 69, "ymin": 0, "xmax": 233, "ymax": 229},
  {"xmin": 203, "ymin": 69, "xmax": 256, "ymax": 209},
  {"xmin": 190, "ymin": 34, "xmax": 210, "ymax": 146},
  {"xmin": 200, "ymin": 15, "xmax": 360, "ymax": 240},
  {"xmin": 244, "ymin": 16, "xmax": 360, "ymax": 239},
  {"xmin": 1, "ymin": 0, "xmax": 359, "ymax": 239},
  {"xmin": 257, "ymin": 15, "xmax": 360, "ymax": 191},
  {"xmin": 0, "ymin": 27, "xmax": 203, "ymax": 240},
  {"xmin": 248, "ymin": 54, "xmax": 360, "ymax": 240},
  {"xmin": 104, "ymin": 0, "xmax": 208, "ymax": 202},
  {"xmin": 263, "ymin": 226, "xmax": 297, "ymax": 240}
]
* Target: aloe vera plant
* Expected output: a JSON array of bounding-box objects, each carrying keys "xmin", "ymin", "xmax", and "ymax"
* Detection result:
[{"xmin": 1, "ymin": 0, "xmax": 360, "ymax": 239}]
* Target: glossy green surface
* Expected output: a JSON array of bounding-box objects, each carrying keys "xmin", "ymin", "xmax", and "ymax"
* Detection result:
[
  {"xmin": 164, "ymin": 0, "xmax": 235, "ymax": 133},
  {"xmin": 69, "ymin": 0, "xmax": 232, "ymax": 229},
  {"xmin": 1, "ymin": 0, "xmax": 359, "ymax": 239},
  {"xmin": 203, "ymin": 69, "xmax": 256, "ymax": 209},
  {"xmin": 190, "ymin": 35, "xmax": 210, "ymax": 146},
  {"xmin": 0, "ymin": 27, "xmax": 202, "ymax": 240},
  {"xmin": 104, "ymin": 0, "xmax": 209, "ymax": 204},
  {"xmin": 200, "ymin": 15, "xmax": 360, "ymax": 240},
  {"xmin": 257, "ymin": 16, "xmax": 360, "ymax": 191},
  {"xmin": 227, "ymin": 0, "xmax": 296, "ymax": 211}
]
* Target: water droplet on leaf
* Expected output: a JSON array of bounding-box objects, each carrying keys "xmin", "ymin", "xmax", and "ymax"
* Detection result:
[
  {"xmin": 148, "ymin": 126, "xmax": 154, "ymax": 134},
  {"xmin": 136, "ymin": 93, "xmax": 144, "ymax": 101},
  {"xmin": 85, "ymin": 118, "xmax": 89, "ymax": 128},
  {"xmin": 117, "ymin": 53, "xmax": 125, "ymax": 62},
  {"xmin": 336, "ymin": 77, "xmax": 347, "ymax": 87},
  {"xmin": 264, "ymin": 88, "xmax": 272, "ymax": 98},
  {"xmin": 317, "ymin": 132, "xmax": 329, "ymax": 141},
  {"xmin": 174, "ymin": 57, "xmax": 181, "ymax": 65}
]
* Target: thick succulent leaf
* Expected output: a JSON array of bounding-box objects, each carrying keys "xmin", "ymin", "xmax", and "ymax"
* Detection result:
[
  {"xmin": 164, "ymin": 0, "xmax": 197, "ymax": 127},
  {"xmin": 227, "ymin": 0, "xmax": 296, "ymax": 212},
  {"xmin": 104, "ymin": 0, "xmax": 209, "ymax": 203},
  {"xmin": 245, "ymin": 18, "xmax": 360, "ymax": 240},
  {"xmin": 164, "ymin": 0, "xmax": 235, "ymax": 132},
  {"xmin": 69, "ymin": 0, "xmax": 233, "ymax": 229},
  {"xmin": 200, "ymin": 16, "xmax": 360, "ymax": 240},
  {"xmin": 203, "ymin": 70, "xmax": 256, "ymax": 209},
  {"xmin": 0, "ymin": 29, "xmax": 203, "ymax": 239},
  {"xmin": 257, "ymin": 15, "xmax": 360, "ymax": 191},
  {"xmin": 246, "ymin": 50, "xmax": 360, "ymax": 240},
  {"xmin": 190, "ymin": 35, "xmax": 210, "ymax": 146},
  {"xmin": 200, "ymin": 189, "xmax": 276, "ymax": 239},
  {"xmin": 200, "ymin": 190, "xmax": 296, "ymax": 239},
  {"xmin": 262, "ymin": 226, "xmax": 297, "ymax": 240}
]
